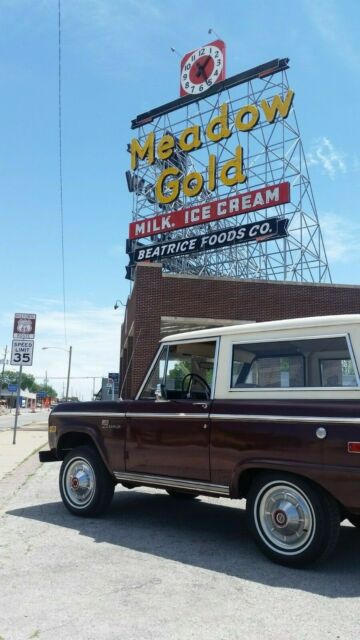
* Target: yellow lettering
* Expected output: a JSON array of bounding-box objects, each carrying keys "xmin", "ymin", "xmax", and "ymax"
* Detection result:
[
  {"xmin": 260, "ymin": 90, "xmax": 295, "ymax": 124},
  {"xmin": 206, "ymin": 103, "xmax": 232, "ymax": 143},
  {"xmin": 155, "ymin": 167, "xmax": 181, "ymax": 204},
  {"xmin": 183, "ymin": 172, "xmax": 204, "ymax": 197},
  {"xmin": 208, "ymin": 155, "xmax": 216, "ymax": 191},
  {"xmin": 157, "ymin": 134, "xmax": 175, "ymax": 160},
  {"xmin": 130, "ymin": 132, "xmax": 155, "ymax": 170},
  {"xmin": 235, "ymin": 104, "xmax": 260, "ymax": 132},
  {"xmin": 220, "ymin": 145, "xmax": 246, "ymax": 187},
  {"xmin": 179, "ymin": 125, "xmax": 202, "ymax": 152}
]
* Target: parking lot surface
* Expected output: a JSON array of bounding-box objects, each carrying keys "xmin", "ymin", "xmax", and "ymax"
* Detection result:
[{"xmin": 0, "ymin": 459, "xmax": 359, "ymax": 640}]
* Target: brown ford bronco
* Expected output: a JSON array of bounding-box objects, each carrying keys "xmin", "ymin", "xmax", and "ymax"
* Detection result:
[{"xmin": 40, "ymin": 315, "xmax": 360, "ymax": 567}]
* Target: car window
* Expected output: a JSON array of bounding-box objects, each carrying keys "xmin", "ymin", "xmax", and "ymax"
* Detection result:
[
  {"xmin": 320, "ymin": 358, "xmax": 357, "ymax": 387},
  {"xmin": 141, "ymin": 346, "xmax": 167, "ymax": 399},
  {"xmin": 231, "ymin": 335, "xmax": 358, "ymax": 388},
  {"xmin": 140, "ymin": 341, "xmax": 217, "ymax": 399}
]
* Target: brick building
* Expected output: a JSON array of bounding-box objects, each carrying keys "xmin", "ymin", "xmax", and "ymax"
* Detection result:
[{"xmin": 119, "ymin": 262, "xmax": 360, "ymax": 399}]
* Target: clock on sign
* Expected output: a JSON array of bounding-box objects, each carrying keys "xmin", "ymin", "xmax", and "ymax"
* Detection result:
[{"xmin": 180, "ymin": 39, "xmax": 226, "ymax": 97}]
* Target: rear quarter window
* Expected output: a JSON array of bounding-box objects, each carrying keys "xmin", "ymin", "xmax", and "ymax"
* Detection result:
[{"xmin": 231, "ymin": 335, "xmax": 359, "ymax": 389}]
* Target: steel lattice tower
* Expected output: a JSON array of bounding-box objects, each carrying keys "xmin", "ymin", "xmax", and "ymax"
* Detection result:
[{"xmin": 129, "ymin": 61, "xmax": 331, "ymax": 283}]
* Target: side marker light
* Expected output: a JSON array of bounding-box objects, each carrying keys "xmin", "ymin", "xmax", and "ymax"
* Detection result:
[{"xmin": 348, "ymin": 442, "xmax": 360, "ymax": 453}]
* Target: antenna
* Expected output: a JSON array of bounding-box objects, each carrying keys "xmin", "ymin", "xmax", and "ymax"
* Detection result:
[
  {"xmin": 208, "ymin": 27, "xmax": 222, "ymax": 40},
  {"xmin": 119, "ymin": 328, "xmax": 143, "ymax": 399},
  {"xmin": 170, "ymin": 47, "xmax": 182, "ymax": 58}
]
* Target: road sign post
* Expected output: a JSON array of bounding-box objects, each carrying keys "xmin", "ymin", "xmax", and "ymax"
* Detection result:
[
  {"xmin": 12, "ymin": 366, "xmax": 23, "ymax": 445},
  {"xmin": 11, "ymin": 312, "xmax": 36, "ymax": 445}
]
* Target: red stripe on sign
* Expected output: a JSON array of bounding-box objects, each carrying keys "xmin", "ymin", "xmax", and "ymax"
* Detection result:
[{"xmin": 129, "ymin": 182, "xmax": 290, "ymax": 240}]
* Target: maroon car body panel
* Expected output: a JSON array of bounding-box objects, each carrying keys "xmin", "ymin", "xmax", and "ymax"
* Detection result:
[
  {"xmin": 46, "ymin": 378, "xmax": 360, "ymax": 515},
  {"xmin": 125, "ymin": 399, "xmax": 210, "ymax": 480}
]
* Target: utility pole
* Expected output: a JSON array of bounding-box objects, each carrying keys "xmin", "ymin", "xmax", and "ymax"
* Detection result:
[
  {"xmin": 65, "ymin": 346, "xmax": 72, "ymax": 401},
  {"xmin": 0, "ymin": 345, "xmax": 7, "ymax": 394}
]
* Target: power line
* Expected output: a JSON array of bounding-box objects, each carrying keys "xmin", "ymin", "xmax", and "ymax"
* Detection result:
[
  {"xmin": 33, "ymin": 376, "xmax": 102, "ymax": 380},
  {"xmin": 58, "ymin": 0, "xmax": 67, "ymax": 343}
]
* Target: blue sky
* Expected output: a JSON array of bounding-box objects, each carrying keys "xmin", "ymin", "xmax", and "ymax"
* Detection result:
[{"xmin": 1, "ymin": 0, "xmax": 360, "ymax": 398}]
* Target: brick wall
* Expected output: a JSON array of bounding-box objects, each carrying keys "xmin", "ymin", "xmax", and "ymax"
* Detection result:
[{"xmin": 120, "ymin": 263, "xmax": 360, "ymax": 398}]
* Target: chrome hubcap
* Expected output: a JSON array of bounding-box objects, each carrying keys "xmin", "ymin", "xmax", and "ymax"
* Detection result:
[
  {"xmin": 255, "ymin": 482, "xmax": 315, "ymax": 554},
  {"xmin": 64, "ymin": 458, "xmax": 96, "ymax": 507}
]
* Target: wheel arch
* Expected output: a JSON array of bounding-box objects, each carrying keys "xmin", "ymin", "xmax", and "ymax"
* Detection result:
[
  {"xmin": 56, "ymin": 429, "xmax": 113, "ymax": 476},
  {"xmin": 232, "ymin": 460, "xmax": 341, "ymax": 509}
]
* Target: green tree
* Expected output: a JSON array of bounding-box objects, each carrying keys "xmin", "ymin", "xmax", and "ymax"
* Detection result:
[{"xmin": 0, "ymin": 370, "xmax": 57, "ymax": 398}]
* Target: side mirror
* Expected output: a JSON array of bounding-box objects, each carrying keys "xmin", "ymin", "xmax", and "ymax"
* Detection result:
[{"xmin": 155, "ymin": 384, "xmax": 163, "ymax": 401}]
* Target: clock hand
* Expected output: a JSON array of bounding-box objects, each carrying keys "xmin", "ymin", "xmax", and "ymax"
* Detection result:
[
  {"xmin": 202, "ymin": 55, "xmax": 212, "ymax": 71},
  {"xmin": 195, "ymin": 55, "xmax": 212, "ymax": 79},
  {"xmin": 195, "ymin": 61, "xmax": 203, "ymax": 78}
]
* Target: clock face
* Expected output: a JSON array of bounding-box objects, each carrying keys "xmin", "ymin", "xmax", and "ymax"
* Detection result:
[{"xmin": 180, "ymin": 40, "xmax": 226, "ymax": 97}]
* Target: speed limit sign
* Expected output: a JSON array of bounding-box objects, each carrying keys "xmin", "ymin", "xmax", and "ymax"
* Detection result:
[{"xmin": 10, "ymin": 340, "xmax": 34, "ymax": 366}]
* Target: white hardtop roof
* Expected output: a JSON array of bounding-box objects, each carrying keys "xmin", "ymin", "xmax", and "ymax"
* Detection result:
[{"xmin": 161, "ymin": 314, "xmax": 360, "ymax": 343}]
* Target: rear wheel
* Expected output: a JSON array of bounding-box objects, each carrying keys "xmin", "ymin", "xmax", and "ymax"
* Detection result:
[
  {"xmin": 59, "ymin": 446, "xmax": 115, "ymax": 517},
  {"xmin": 166, "ymin": 489, "xmax": 199, "ymax": 500},
  {"xmin": 246, "ymin": 473, "xmax": 340, "ymax": 567}
]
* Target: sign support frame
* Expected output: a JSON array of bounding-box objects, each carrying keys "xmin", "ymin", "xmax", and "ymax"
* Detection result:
[{"xmin": 12, "ymin": 365, "xmax": 23, "ymax": 445}]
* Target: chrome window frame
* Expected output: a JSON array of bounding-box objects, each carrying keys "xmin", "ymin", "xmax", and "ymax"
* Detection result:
[
  {"xmin": 136, "ymin": 344, "xmax": 168, "ymax": 400},
  {"xmin": 229, "ymin": 332, "xmax": 360, "ymax": 391},
  {"xmin": 136, "ymin": 337, "xmax": 220, "ymax": 401}
]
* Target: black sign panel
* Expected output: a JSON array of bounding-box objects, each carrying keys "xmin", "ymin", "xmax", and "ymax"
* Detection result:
[{"xmin": 127, "ymin": 217, "xmax": 289, "ymax": 265}]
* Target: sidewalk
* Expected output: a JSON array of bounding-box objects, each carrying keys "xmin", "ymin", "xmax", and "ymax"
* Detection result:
[{"xmin": 0, "ymin": 421, "xmax": 48, "ymax": 481}]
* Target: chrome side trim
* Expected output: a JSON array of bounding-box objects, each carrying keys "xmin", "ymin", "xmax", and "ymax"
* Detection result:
[
  {"xmin": 126, "ymin": 412, "xmax": 208, "ymax": 419},
  {"xmin": 52, "ymin": 411, "xmax": 360, "ymax": 424},
  {"xmin": 114, "ymin": 471, "xmax": 229, "ymax": 495},
  {"xmin": 53, "ymin": 412, "xmax": 126, "ymax": 418},
  {"xmin": 210, "ymin": 413, "xmax": 360, "ymax": 424}
]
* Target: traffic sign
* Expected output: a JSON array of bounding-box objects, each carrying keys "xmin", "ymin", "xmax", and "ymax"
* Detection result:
[
  {"xmin": 10, "ymin": 340, "xmax": 34, "ymax": 366},
  {"xmin": 13, "ymin": 313, "xmax": 36, "ymax": 339},
  {"xmin": 36, "ymin": 391, "xmax": 47, "ymax": 398},
  {"xmin": 8, "ymin": 384, "xmax": 18, "ymax": 392}
]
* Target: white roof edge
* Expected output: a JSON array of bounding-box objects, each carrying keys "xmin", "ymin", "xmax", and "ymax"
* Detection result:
[{"xmin": 161, "ymin": 314, "xmax": 360, "ymax": 342}]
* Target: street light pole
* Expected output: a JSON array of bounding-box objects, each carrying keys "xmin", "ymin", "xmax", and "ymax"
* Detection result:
[
  {"xmin": 65, "ymin": 346, "xmax": 72, "ymax": 401},
  {"xmin": 42, "ymin": 345, "xmax": 73, "ymax": 402}
]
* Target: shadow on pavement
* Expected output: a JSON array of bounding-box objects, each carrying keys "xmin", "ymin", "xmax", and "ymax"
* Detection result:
[{"xmin": 7, "ymin": 488, "xmax": 360, "ymax": 598}]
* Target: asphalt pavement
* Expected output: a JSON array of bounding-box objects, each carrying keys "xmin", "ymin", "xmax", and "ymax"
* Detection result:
[
  {"xmin": 0, "ymin": 455, "xmax": 359, "ymax": 640},
  {"xmin": 0, "ymin": 409, "xmax": 49, "ymax": 432}
]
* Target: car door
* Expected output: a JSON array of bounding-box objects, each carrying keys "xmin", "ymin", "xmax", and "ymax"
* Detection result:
[
  {"xmin": 125, "ymin": 397, "xmax": 210, "ymax": 479},
  {"xmin": 125, "ymin": 339, "xmax": 218, "ymax": 480}
]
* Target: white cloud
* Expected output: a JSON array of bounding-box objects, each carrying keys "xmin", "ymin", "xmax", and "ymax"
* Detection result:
[
  {"xmin": 304, "ymin": 0, "xmax": 360, "ymax": 72},
  {"xmin": 321, "ymin": 212, "xmax": 360, "ymax": 262},
  {"xmin": 307, "ymin": 137, "xmax": 346, "ymax": 179},
  {"xmin": 0, "ymin": 302, "xmax": 124, "ymax": 401}
]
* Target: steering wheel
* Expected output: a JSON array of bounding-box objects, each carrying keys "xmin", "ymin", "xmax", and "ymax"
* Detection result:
[{"xmin": 181, "ymin": 373, "xmax": 211, "ymax": 399}]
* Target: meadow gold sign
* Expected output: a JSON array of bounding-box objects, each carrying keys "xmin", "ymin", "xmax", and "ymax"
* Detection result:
[{"xmin": 129, "ymin": 90, "xmax": 294, "ymax": 205}]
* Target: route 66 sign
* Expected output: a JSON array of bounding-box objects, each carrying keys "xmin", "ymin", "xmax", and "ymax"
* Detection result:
[{"xmin": 13, "ymin": 313, "xmax": 36, "ymax": 339}]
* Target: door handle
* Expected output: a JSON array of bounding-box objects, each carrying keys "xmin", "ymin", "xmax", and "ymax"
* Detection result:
[
  {"xmin": 193, "ymin": 403, "xmax": 209, "ymax": 409},
  {"xmin": 203, "ymin": 424, "xmax": 208, "ymax": 430}
]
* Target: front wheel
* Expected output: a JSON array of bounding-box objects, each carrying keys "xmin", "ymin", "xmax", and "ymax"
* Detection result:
[
  {"xmin": 246, "ymin": 473, "xmax": 340, "ymax": 567},
  {"xmin": 59, "ymin": 446, "xmax": 115, "ymax": 517}
]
